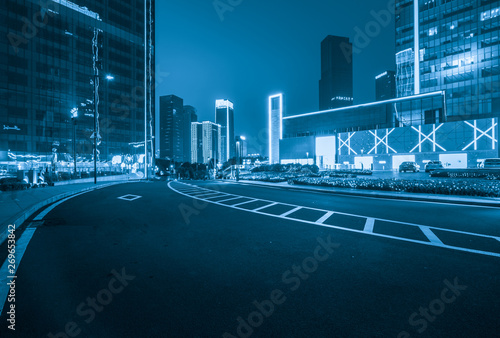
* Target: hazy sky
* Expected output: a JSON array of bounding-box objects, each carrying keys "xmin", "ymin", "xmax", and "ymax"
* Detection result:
[{"xmin": 155, "ymin": 0, "xmax": 396, "ymax": 155}]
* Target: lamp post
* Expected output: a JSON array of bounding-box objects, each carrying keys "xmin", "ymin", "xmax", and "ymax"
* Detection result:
[
  {"xmin": 235, "ymin": 136, "xmax": 245, "ymax": 182},
  {"xmin": 92, "ymin": 74, "xmax": 114, "ymax": 184},
  {"xmin": 70, "ymin": 108, "xmax": 78, "ymax": 178},
  {"xmin": 306, "ymin": 152, "xmax": 309, "ymax": 165}
]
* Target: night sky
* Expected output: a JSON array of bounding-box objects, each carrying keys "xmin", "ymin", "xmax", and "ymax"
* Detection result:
[{"xmin": 155, "ymin": 0, "xmax": 396, "ymax": 155}]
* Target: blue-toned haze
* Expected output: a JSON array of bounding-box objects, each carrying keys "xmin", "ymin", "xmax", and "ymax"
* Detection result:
[{"xmin": 156, "ymin": 0, "xmax": 395, "ymax": 154}]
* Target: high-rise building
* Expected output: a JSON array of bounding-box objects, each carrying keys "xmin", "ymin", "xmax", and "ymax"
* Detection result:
[
  {"xmin": 269, "ymin": 94, "xmax": 283, "ymax": 164},
  {"xmin": 319, "ymin": 35, "xmax": 354, "ymax": 110},
  {"xmin": 191, "ymin": 122, "xmax": 203, "ymax": 164},
  {"xmin": 182, "ymin": 105, "xmax": 197, "ymax": 163},
  {"xmin": 184, "ymin": 105, "xmax": 198, "ymax": 124},
  {"xmin": 215, "ymin": 99, "xmax": 234, "ymax": 162},
  {"xmin": 191, "ymin": 121, "xmax": 221, "ymax": 164},
  {"xmin": 1, "ymin": 0, "xmax": 155, "ymax": 170},
  {"xmin": 159, "ymin": 95, "xmax": 189, "ymax": 162},
  {"xmin": 375, "ymin": 71, "xmax": 396, "ymax": 101},
  {"xmin": 395, "ymin": 0, "xmax": 500, "ymax": 121}
]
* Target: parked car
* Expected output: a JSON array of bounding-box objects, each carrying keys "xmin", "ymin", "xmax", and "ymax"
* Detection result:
[
  {"xmin": 424, "ymin": 160, "xmax": 444, "ymax": 172},
  {"xmin": 0, "ymin": 177, "xmax": 31, "ymax": 191},
  {"xmin": 481, "ymin": 158, "xmax": 500, "ymax": 169},
  {"xmin": 399, "ymin": 161, "xmax": 420, "ymax": 173}
]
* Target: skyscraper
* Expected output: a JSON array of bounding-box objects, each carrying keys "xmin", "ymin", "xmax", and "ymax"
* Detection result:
[
  {"xmin": 159, "ymin": 95, "xmax": 189, "ymax": 162},
  {"xmin": 375, "ymin": 71, "xmax": 396, "ymax": 101},
  {"xmin": 269, "ymin": 94, "xmax": 283, "ymax": 164},
  {"xmin": 395, "ymin": 0, "xmax": 500, "ymax": 121},
  {"xmin": 191, "ymin": 121, "xmax": 221, "ymax": 164},
  {"xmin": 319, "ymin": 35, "xmax": 354, "ymax": 110},
  {"xmin": 215, "ymin": 99, "xmax": 234, "ymax": 162},
  {"xmin": 1, "ymin": 0, "xmax": 155, "ymax": 170}
]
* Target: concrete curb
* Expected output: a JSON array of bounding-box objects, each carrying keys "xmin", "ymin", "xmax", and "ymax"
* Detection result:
[
  {"xmin": 232, "ymin": 180, "xmax": 500, "ymax": 208},
  {"xmin": 0, "ymin": 182, "xmax": 129, "ymax": 246}
]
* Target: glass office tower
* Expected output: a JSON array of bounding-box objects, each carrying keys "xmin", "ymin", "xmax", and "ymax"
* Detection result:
[
  {"xmin": 1, "ymin": 0, "xmax": 155, "ymax": 174},
  {"xmin": 215, "ymin": 99, "xmax": 234, "ymax": 163},
  {"xmin": 396, "ymin": 0, "xmax": 500, "ymax": 121}
]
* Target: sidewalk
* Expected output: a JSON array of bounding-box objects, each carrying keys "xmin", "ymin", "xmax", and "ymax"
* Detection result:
[
  {"xmin": 0, "ymin": 175, "xmax": 139, "ymax": 245},
  {"xmin": 234, "ymin": 180, "xmax": 500, "ymax": 207}
]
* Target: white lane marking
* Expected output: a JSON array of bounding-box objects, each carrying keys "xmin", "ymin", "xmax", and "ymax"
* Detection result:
[
  {"xmin": 0, "ymin": 228, "xmax": 37, "ymax": 315},
  {"xmin": 420, "ymin": 227, "xmax": 444, "ymax": 245},
  {"xmin": 34, "ymin": 191, "xmax": 87, "ymax": 221},
  {"xmin": 216, "ymin": 196, "xmax": 244, "ymax": 203},
  {"xmin": 189, "ymin": 192, "xmax": 221, "ymax": 198},
  {"xmin": 169, "ymin": 182, "xmax": 500, "ymax": 258},
  {"xmin": 229, "ymin": 181, "xmax": 500, "ymax": 210},
  {"xmin": 117, "ymin": 194, "xmax": 142, "ymax": 201},
  {"xmin": 364, "ymin": 218, "xmax": 375, "ymax": 233},
  {"xmin": 316, "ymin": 211, "xmax": 334, "ymax": 224},
  {"xmin": 280, "ymin": 206, "xmax": 302, "ymax": 217},
  {"xmin": 184, "ymin": 184, "xmax": 500, "ymax": 242},
  {"xmin": 253, "ymin": 202, "xmax": 278, "ymax": 212},
  {"xmin": 232, "ymin": 199, "xmax": 258, "ymax": 207}
]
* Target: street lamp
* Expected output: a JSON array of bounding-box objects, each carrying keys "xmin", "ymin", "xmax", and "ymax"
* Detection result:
[
  {"xmin": 306, "ymin": 152, "xmax": 309, "ymax": 165},
  {"xmin": 235, "ymin": 136, "xmax": 245, "ymax": 182},
  {"xmin": 70, "ymin": 107, "xmax": 78, "ymax": 178},
  {"xmin": 92, "ymin": 73, "xmax": 114, "ymax": 184}
]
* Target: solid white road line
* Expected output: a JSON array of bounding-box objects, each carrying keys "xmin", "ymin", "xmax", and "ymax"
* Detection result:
[
  {"xmin": 363, "ymin": 218, "xmax": 375, "ymax": 233},
  {"xmin": 0, "ymin": 227, "xmax": 36, "ymax": 315},
  {"xmin": 316, "ymin": 211, "xmax": 334, "ymax": 224},
  {"xmin": 420, "ymin": 227, "xmax": 444, "ymax": 245},
  {"xmin": 279, "ymin": 207, "xmax": 302, "ymax": 217},
  {"xmin": 33, "ymin": 191, "xmax": 86, "ymax": 221}
]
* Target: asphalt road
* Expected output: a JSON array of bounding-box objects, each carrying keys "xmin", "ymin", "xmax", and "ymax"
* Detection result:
[{"xmin": 0, "ymin": 181, "xmax": 499, "ymax": 337}]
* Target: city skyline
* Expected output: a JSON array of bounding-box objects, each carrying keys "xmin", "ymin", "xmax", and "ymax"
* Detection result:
[{"xmin": 155, "ymin": 0, "xmax": 396, "ymax": 155}]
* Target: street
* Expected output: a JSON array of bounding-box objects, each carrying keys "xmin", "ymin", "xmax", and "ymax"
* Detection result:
[{"xmin": 1, "ymin": 181, "xmax": 499, "ymax": 337}]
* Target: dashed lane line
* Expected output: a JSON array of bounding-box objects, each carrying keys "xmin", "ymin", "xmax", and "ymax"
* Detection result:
[
  {"xmin": 232, "ymin": 199, "xmax": 259, "ymax": 207},
  {"xmin": 421, "ymin": 227, "xmax": 444, "ymax": 245},
  {"xmin": 170, "ymin": 182, "xmax": 500, "ymax": 258},
  {"xmin": 279, "ymin": 206, "xmax": 302, "ymax": 217},
  {"xmin": 363, "ymin": 218, "xmax": 375, "ymax": 233},
  {"xmin": 316, "ymin": 211, "xmax": 334, "ymax": 224},
  {"xmin": 253, "ymin": 202, "xmax": 278, "ymax": 212}
]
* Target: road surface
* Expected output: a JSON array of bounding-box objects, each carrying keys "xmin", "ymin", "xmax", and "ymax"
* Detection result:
[{"xmin": 0, "ymin": 180, "xmax": 499, "ymax": 337}]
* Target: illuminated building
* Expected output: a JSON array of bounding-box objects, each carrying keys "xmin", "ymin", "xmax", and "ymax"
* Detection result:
[
  {"xmin": 1, "ymin": 0, "xmax": 155, "ymax": 171},
  {"xmin": 396, "ymin": 0, "xmax": 500, "ymax": 121},
  {"xmin": 319, "ymin": 35, "xmax": 354, "ymax": 110},
  {"xmin": 269, "ymin": 94, "xmax": 283, "ymax": 164},
  {"xmin": 191, "ymin": 121, "xmax": 221, "ymax": 164},
  {"xmin": 375, "ymin": 71, "xmax": 396, "ymax": 101},
  {"xmin": 215, "ymin": 99, "xmax": 234, "ymax": 162},
  {"xmin": 278, "ymin": 1, "xmax": 500, "ymax": 169}
]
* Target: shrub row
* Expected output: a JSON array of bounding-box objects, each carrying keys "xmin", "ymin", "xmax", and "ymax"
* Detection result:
[{"xmin": 289, "ymin": 177, "xmax": 500, "ymax": 197}]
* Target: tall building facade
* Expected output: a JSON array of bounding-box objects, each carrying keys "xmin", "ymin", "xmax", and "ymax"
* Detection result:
[
  {"xmin": 319, "ymin": 35, "xmax": 354, "ymax": 110},
  {"xmin": 159, "ymin": 95, "xmax": 189, "ymax": 162},
  {"xmin": 1, "ymin": 0, "xmax": 155, "ymax": 169},
  {"xmin": 191, "ymin": 122, "xmax": 203, "ymax": 164},
  {"xmin": 375, "ymin": 71, "xmax": 397, "ymax": 101},
  {"xmin": 215, "ymin": 99, "xmax": 234, "ymax": 163},
  {"xmin": 395, "ymin": 0, "xmax": 500, "ymax": 121},
  {"xmin": 269, "ymin": 93, "xmax": 283, "ymax": 164},
  {"xmin": 191, "ymin": 121, "xmax": 221, "ymax": 164}
]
